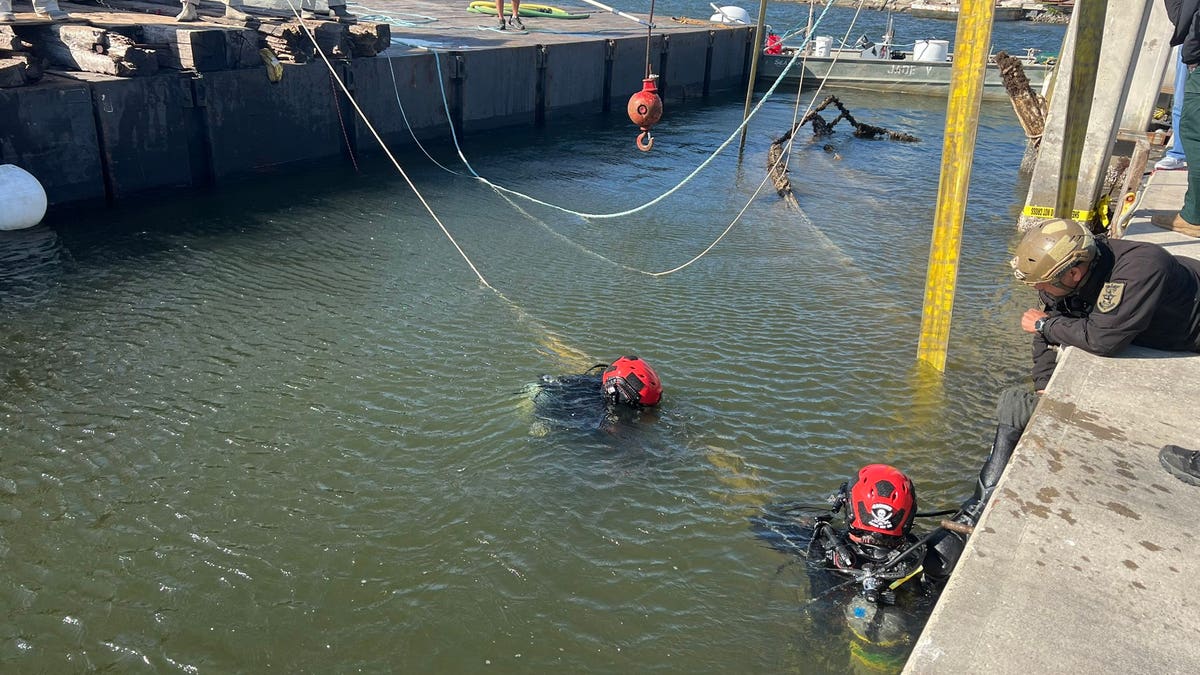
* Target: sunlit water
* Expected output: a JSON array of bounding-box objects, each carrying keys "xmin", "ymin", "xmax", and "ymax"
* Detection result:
[{"xmin": 0, "ymin": 5, "xmax": 1063, "ymax": 673}]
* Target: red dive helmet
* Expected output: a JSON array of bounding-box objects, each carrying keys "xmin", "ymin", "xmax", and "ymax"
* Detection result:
[
  {"xmin": 601, "ymin": 356, "xmax": 662, "ymax": 407},
  {"xmin": 848, "ymin": 464, "xmax": 916, "ymax": 538}
]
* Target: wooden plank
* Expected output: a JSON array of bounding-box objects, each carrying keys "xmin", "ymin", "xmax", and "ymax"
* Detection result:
[
  {"xmin": 347, "ymin": 21, "xmax": 387, "ymax": 57},
  {"xmin": 23, "ymin": 23, "xmax": 159, "ymax": 76},
  {"xmin": 141, "ymin": 23, "xmax": 230, "ymax": 70}
]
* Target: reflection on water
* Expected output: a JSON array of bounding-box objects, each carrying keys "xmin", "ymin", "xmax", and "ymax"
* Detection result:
[
  {"xmin": 0, "ymin": 7, "xmax": 1061, "ymax": 672},
  {"xmin": 0, "ymin": 227, "xmax": 66, "ymax": 309}
]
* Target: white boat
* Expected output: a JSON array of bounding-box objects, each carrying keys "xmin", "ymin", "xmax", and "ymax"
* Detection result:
[{"xmin": 757, "ymin": 25, "xmax": 1051, "ymax": 100}]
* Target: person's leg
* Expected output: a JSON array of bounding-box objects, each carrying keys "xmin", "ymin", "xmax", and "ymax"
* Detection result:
[
  {"xmin": 497, "ymin": 0, "xmax": 506, "ymax": 28},
  {"xmin": 1179, "ymin": 65, "xmax": 1200, "ymax": 225},
  {"xmin": 224, "ymin": 0, "xmax": 252, "ymax": 22},
  {"xmin": 175, "ymin": 0, "xmax": 198, "ymax": 22},
  {"xmin": 510, "ymin": 0, "xmax": 523, "ymax": 29},
  {"xmin": 329, "ymin": 0, "xmax": 353, "ymax": 20},
  {"xmin": 32, "ymin": 0, "xmax": 69, "ymax": 20},
  {"xmin": 1158, "ymin": 47, "xmax": 1189, "ymax": 170}
]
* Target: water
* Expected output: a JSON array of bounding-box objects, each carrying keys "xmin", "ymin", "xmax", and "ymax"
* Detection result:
[{"xmin": 0, "ymin": 5, "xmax": 1063, "ymax": 673}]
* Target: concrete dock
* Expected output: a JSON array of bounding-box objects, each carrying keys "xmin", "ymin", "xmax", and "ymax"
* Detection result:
[
  {"xmin": 0, "ymin": 0, "xmax": 751, "ymax": 206},
  {"xmin": 904, "ymin": 167, "xmax": 1200, "ymax": 672}
]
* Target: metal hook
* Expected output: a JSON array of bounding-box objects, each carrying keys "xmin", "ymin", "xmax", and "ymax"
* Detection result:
[{"xmin": 636, "ymin": 131, "xmax": 654, "ymax": 152}]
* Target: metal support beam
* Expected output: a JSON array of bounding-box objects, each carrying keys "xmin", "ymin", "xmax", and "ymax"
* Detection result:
[
  {"xmin": 916, "ymin": 0, "xmax": 993, "ymax": 373},
  {"xmin": 1118, "ymin": 0, "xmax": 1173, "ymax": 135},
  {"xmin": 1020, "ymin": 0, "xmax": 1163, "ymax": 229}
]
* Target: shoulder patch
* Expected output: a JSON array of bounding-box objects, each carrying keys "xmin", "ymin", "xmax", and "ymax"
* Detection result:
[{"xmin": 1096, "ymin": 281, "xmax": 1125, "ymax": 313}]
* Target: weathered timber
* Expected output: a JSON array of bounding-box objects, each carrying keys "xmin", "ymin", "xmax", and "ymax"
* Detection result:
[
  {"xmin": 256, "ymin": 20, "xmax": 352, "ymax": 62},
  {"xmin": 0, "ymin": 54, "xmax": 43, "ymax": 87},
  {"xmin": 346, "ymin": 22, "xmax": 388, "ymax": 58},
  {"xmin": 309, "ymin": 20, "xmax": 351, "ymax": 59},
  {"xmin": 140, "ymin": 23, "xmax": 258, "ymax": 70},
  {"xmin": 258, "ymin": 21, "xmax": 311, "ymax": 62},
  {"xmin": 995, "ymin": 50, "xmax": 1046, "ymax": 173},
  {"xmin": 20, "ymin": 23, "xmax": 159, "ymax": 76}
]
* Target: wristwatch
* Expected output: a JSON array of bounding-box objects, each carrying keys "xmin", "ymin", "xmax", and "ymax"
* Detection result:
[{"xmin": 1033, "ymin": 317, "xmax": 1046, "ymax": 334}]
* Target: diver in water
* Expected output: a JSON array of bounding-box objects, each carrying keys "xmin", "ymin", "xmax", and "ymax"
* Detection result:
[
  {"xmin": 528, "ymin": 355, "xmax": 662, "ymax": 433},
  {"xmin": 750, "ymin": 425, "xmax": 1020, "ymax": 672},
  {"xmin": 751, "ymin": 464, "xmax": 935, "ymax": 672},
  {"xmin": 753, "ymin": 383, "xmax": 1031, "ymax": 600}
]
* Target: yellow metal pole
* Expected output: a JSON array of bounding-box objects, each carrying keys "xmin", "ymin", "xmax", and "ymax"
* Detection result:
[
  {"xmin": 1055, "ymin": 0, "xmax": 1108, "ymax": 219},
  {"xmin": 916, "ymin": 0, "xmax": 994, "ymax": 372}
]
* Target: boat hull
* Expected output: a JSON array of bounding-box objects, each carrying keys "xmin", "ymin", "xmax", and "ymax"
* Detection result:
[{"xmin": 755, "ymin": 53, "xmax": 1049, "ymax": 100}]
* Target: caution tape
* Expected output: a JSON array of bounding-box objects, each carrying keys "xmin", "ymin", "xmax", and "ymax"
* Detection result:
[{"xmin": 1022, "ymin": 204, "xmax": 1094, "ymax": 222}]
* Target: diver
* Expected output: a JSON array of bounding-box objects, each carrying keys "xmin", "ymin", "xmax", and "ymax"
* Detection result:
[
  {"xmin": 527, "ymin": 355, "xmax": 662, "ymax": 433},
  {"xmin": 752, "ymin": 382, "xmax": 1029, "ymax": 600},
  {"xmin": 750, "ymin": 428, "xmax": 1019, "ymax": 672}
]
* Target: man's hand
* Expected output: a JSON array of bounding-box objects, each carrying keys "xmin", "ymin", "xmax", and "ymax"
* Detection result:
[{"xmin": 1021, "ymin": 308, "xmax": 1048, "ymax": 333}]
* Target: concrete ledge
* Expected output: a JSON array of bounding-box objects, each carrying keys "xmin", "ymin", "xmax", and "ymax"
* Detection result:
[{"xmin": 907, "ymin": 345, "xmax": 1200, "ymax": 673}]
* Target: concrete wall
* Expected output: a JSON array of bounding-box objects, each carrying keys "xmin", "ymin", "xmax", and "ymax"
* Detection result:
[
  {"xmin": 1, "ymin": 25, "xmax": 752, "ymax": 208},
  {"xmin": 0, "ymin": 75, "xmax": 105, "ymax": 205}
]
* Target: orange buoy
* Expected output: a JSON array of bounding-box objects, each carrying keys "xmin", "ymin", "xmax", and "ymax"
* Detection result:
[{"xmin": 627, "ymin": 75, "xmax": 663, "ymax": 152}]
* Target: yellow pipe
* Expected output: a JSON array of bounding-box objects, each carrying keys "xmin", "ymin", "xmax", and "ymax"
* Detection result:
[{"xmin": 916, "ymin": 0, "xmax": 995, "ymax": 372}]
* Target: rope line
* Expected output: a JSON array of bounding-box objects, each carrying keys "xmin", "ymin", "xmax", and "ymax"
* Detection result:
[
  {"xmin": 330, "ymin": 70, "xmax": 360, "ymax": 173},
  {"xmin": 383, "ymin": 0, "xmax": 848, "ymax": 276},
  {"xmin": 386, "ymin": 56, "xmax": 465, "ymax": 176},
  {"xmin": 297, "ymin": 0, "xmax": 853, "ymax": 281},
  {"xmin": 778, "ymin": 0, "xmax": 870, "ymax": 181},
  {"xmin": 432, "ymin": 0, "xmax": 844, "ymax": 222},
  {"xmin": 282, "ymin": 0, "xmax": 495, "ymax": 290},
  {"xmin": 644, "ymin": 0, "xmax": 657, "ymax": 79},
  {"xmin": 661, "ymin": 0, "xmax": 871, "ymax": 276}
]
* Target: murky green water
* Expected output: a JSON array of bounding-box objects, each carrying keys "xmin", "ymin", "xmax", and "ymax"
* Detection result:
[{"xmin": 2, "ymin": 49, "xmax": 1051, "ymax": 672}]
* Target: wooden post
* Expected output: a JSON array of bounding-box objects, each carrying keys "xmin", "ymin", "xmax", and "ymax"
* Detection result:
[
  {"xmin": 737, "ymin": 0, "xmax": 769, "ymax": 154},
  {"xmin": 994, "ymin": 51, "xmax": 1045, "ymax": 173}
]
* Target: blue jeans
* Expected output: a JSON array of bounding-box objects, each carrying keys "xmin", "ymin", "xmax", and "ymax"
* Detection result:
[
  {"xmin": 1180, "ymin": 64, "xmax": 1200, "ymax": 222},
  {"xmin": 1168, "ymin": 46, "xmax": 1187, "ymax": 161}
]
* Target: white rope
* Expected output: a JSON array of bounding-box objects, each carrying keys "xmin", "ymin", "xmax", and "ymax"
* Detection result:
[
  {"xmin": 297, "ymin": 0, "xmax": 851, "ymax": 280},
  {"xmin": 280, "ymin": 0, "xmax": 495, "ymax": 290},
  {"xmin": 657, "ymin": 0, "xmax": 871, "ymax": 277},
  {"xmin": 389, "ymin": 0, "xmax": 850, "ymax": 276}
]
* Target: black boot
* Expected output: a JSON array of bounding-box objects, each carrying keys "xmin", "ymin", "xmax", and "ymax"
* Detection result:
[{"xmin": 1159, "ymin": 445, "xmax": 1200, "ymax": 487}]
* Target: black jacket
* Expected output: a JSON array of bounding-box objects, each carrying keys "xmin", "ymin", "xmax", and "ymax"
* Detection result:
[
  {"xmin": 1032, "ymin": 239, "xmax": 1200, "ymax": 390},
  {"xmin": 1167, "ymin": 0, "xmax": 1200, "ymax": 65}
]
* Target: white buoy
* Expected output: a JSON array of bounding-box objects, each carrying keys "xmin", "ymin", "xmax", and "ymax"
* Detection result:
[
  {"xmin": 0, "ymin": 164, "xmax": 48, "ymax": 231},
  {"xmin": 709, "ymin": 4, "xmax": 750, "ymax": 24}
]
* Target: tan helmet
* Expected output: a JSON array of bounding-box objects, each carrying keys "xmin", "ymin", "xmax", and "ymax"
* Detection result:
[{"xmin": 1010, "ymin": 218, "xmax": 1097, "ymax": 285}]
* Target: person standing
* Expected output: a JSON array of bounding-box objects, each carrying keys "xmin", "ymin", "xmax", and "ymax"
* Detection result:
[
  {"xmin": 1156, "ymin": 0, "xmax": 1200, "ymax": 235},
  {"xmin": 496, "ymin": 0, "xmax": 523, "ymax": 30}
]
